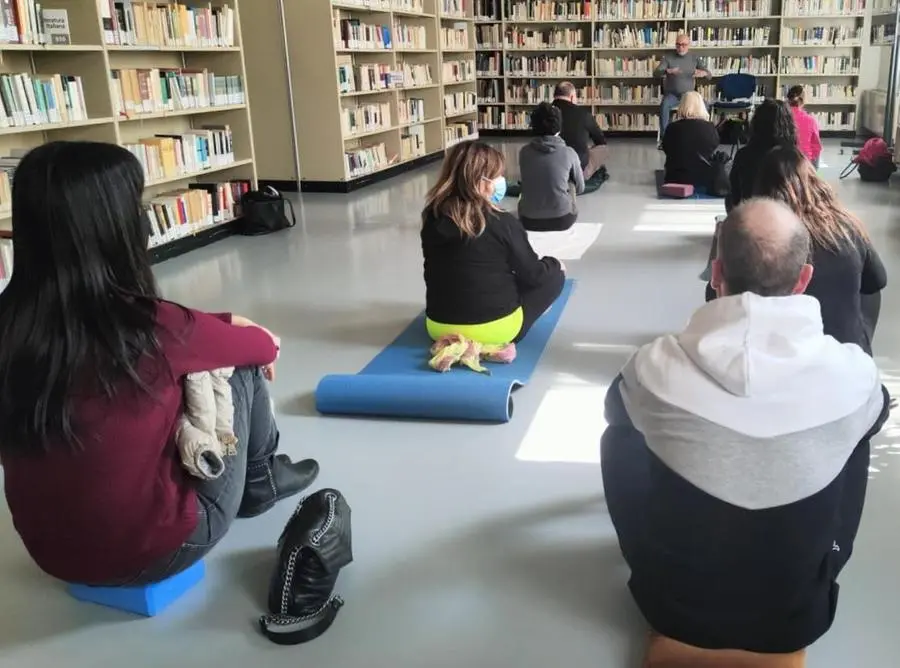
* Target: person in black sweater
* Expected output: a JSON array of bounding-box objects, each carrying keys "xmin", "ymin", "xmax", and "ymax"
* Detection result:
[
  {"xmin": 552, "ymin": 81, "xmax": 609, "ymax": 183},
  {"xmin": 728, "ymin": 98, "xmax": 797, "ymax": 212},
  {"xmin": 707, "ymin": 146, "xmax": 886, "ymax": 354},
  {"xmin": 421, "ymin": 141, "xmax": 566, "ymax": 348},
  {"xmin": 662, "ymin": 91, "xmax": 720, "ymax": 188}
]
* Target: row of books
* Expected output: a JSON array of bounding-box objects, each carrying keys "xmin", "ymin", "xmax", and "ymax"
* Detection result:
[
  {"xmin": 0, "ymin": 72, "xmax": 86, "ymax": 128},
  {"xmin": 689, "ymin": 26, "xmax": 771, "ymax": 45},
  {"xmin": 0, "ymin": 158, "xmax": 12, "ymax": 211},
  {"xmin": 473, "ymin": 0, "xmax": 874, "ymax": 18},
  {"xmin": 478, "ymin": 78, "xmax": 502, "ymax": 100},
  {"xmin": 442, "ymin": 26, "xmax": 470, "ymax": 50},
  {"xmin": 124, "ymin": 126, "xmax": 235, "ymax": 183},
  {"xmin": 781, "ymin": 27, "xmax": 860, "ymax": 44},
  {"xmin": 506, "ymin": 27, "xmax": 587, "ymax": 47},
  {"xmin": 595, "ymin": 24, "xmax": 678, "ymax": 47},
  {"xmin": 445, "ymin": 59, "xmax": 477, "ymax": 80},
  {"xmin": 338, "ymin": 59, "xmax": 392, "ymax": 93},
  {"xmin": 398, "ymin": 97, "xmax": 427, "ymax": 123},
  {"xmin": 781, "ymin": 56, "xmax": 859, "ymax": 74},
  {"xmin": 872, "ymin": 24, "xmax": 895, "ymax": 44},
  {"xmin": 809, "ymin": 109, "xmax": 855, "ymax": 128},
  {"xmin": 445, "ymin": 121, "xmax": 479, "ymax": 145},
  {"xmin": 341, "ymin": 102, "xmax": 392, "ymax": 136},
  {"xmin": 779, "ymin": 82, "xmax": 856, "ymax": 99},
  {"xmin": 344, "ymin": 142, "xmax": 390, "ymax": 178},
  {"xmin": 394, "ymin": 23, "xmax": 428, "ymax": 49},
  {"xmin": 334, "ymin": 18, "xmax": 391, "ymax": 50},
  {"xmin": 145, "ymin": 180, "xmax": 250, "ymax": 248},
  {"xmin": 0, "ymin": 3, "xmax": 70, "ymax": 45},
  {"xmin": 111, "ymin": 69, "xmax": 243, "ymax": 118},
  {"xmin": 444, "ymin": 90, "xmax": 478, "ymax": 114},
  {"xmin": 100, "ymin": 2, "xmax": 236, "ymax": 48},
  {"xmin": 400, "ymin": 124, "xmax": 427, "ymax": 160},
  {"xmin": 442, "ymin": 0, "xmax": 471, "ymax": 17}
]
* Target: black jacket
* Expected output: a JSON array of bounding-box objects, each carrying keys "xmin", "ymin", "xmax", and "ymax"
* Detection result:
[
  {"xmin": 706, "ymin": 231, "xmax": 887, "ymax": 354},
  {"xmin": 662, "ymin": 118, "xmax": 720, "ymax": 186},
  {"xmin": 421, "ymin": 208, "xmax": 562, "ymax": 324},
  {"xmin": 728, "ymin": 142, "xmax": 777, "ymax": 211},
  {"xmin": 552, "ymin": 99, "xmax": 606, "ymax": 169}
]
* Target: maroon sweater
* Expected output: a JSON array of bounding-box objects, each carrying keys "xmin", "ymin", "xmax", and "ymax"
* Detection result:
[{"xmin": 1, "ymin": 302, "xmax": 278, "ymax": 584}]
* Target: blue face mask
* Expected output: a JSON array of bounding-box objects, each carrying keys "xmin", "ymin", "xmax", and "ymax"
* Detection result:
[{"xmin": 488, "ymin": 176, "xmax": 507, "ymax": 204}]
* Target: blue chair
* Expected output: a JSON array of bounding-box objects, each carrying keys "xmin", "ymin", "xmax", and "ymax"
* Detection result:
[{"xmin": 712, "ymin": 73, "xmax": 757, "ymax": 155}]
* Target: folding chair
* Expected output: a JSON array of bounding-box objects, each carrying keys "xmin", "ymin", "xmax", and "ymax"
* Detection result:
[{"xmin": 711, "ymin": 72, "xmax": 757, "ymax": 156}]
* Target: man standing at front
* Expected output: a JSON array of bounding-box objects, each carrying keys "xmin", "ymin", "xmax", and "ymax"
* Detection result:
[{"xmin": 655, "ymin": 34, "xmax": 711, "ymax": 138}]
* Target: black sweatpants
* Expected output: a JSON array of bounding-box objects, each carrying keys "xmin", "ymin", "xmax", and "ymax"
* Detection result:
[
  {"xmin": 520, "ymin": 212, "xmax": 578, "ymax": 232},
  {"xmin": 514, "ymin": 271, "xmax": 566, "ymax": 343}
]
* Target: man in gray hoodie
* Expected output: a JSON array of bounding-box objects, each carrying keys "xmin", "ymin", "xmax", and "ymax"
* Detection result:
[
  {"xmin": 517, "ymin": 102, "xmax": 585, "ymax": 232},
  {"xmin": 654, "ymin": 33, "xmax": 711, "ymax": 137}
]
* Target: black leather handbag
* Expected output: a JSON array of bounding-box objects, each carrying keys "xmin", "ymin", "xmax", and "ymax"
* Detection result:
[
  {"xmin": 237, "ymin": 186, "xmax": 297, "ymax": 236},
  {"xmin": 259, "ymin": 489, "xmax": 353, "ymax": 645}
]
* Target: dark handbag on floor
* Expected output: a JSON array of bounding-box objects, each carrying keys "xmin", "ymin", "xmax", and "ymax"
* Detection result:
[
  {"xmin": 699, "ymin": 150, "xmax": 731, "ymax": 198},
  {"xmin": 259, "ymin": 489, "xmax": 353, "ymax": 645},
  {"xmin": 237, "ymin": 186, "xmax": 297, "ymax": 236}
]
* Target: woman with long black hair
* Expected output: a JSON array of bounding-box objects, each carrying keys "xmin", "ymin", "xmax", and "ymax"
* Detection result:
[{"xmin": 0, "ymin": 141, "xmax": 319, "ymax": 586}]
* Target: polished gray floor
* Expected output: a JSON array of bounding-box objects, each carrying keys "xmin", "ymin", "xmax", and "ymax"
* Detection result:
[{"xmin": 2, "ymin": 141, "xmax": 900, "ymax": 667}]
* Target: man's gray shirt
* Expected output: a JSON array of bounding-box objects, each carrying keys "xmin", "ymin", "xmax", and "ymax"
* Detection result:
[{"xmin": 654, "ymin": 52, "xmax": 706, "ymax": 96}]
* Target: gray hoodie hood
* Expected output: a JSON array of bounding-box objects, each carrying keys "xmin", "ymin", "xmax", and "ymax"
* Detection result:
[
  {"xmin": 517, "ymin": 136, "xmax": 583, "ymax": 220},
  {"xmin": 529, "ymin": 135, "xmax": 566, "ymax": 154}
]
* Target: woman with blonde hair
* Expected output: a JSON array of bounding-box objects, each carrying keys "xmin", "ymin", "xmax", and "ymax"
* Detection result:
[
  {"xmin": 715, "ymin": 145, "xmax": 885, "ymax": 353},
  {"xmin": 421, "ymin": 141, "xmax": 565, "ymax": 349},
  {"xmin": 661, "ymin": 90, "xmax": 720, "ymax": 187}
]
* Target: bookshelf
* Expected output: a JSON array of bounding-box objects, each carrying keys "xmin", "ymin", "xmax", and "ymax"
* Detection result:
[
  {"xmin": 239, "ymin": 0, "xmax": 479, "ymax": 193},
  {"xmin": 474, "ymin": 0, "xmax": 886, "ymax": 135},
  {"xmin": 0, "ymin": 0, "xmax": 257, "ymax": 266}
]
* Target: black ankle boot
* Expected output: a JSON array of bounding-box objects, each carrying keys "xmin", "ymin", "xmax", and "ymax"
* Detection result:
[{"xmin": 239, "ymin": 454, "xmax": 320, "ymax": 518}]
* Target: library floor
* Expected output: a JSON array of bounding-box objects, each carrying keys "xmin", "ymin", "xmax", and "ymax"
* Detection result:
[{"xmin": 2, "ymin": 140, "xmax": 900, "ymax": 667}]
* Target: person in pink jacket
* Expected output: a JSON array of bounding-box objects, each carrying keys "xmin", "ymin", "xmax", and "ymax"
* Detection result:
[{"xmin": 787, "ymin": 85, "xmax": 823, "ymax": 169}]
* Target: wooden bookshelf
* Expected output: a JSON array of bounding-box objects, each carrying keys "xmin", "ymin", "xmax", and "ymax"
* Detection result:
[
  {"xmin": 474, "ymin": 0, "xmax": 887, "ymax": 135},
  {"xmin": 239, "ymin": 0, "xmax": 480, "ymax": 193},
  {"xmin": 0, "ymin": 0, "xmax": 257, "ymax": 260}
]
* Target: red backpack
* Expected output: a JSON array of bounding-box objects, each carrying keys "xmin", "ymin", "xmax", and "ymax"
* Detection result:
[{"xmin": 840, "ymin": 137, "xmax": 897, "ymax": 182}]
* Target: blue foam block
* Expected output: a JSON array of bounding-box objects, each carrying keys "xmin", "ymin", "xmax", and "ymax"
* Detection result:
[
  {"xmin": 315, "ymin": 280, "xmax": 575, "ymax": 423},
  {"xmin": 67, "ymin": 560, "xmax": 205, "ymax": 617}
]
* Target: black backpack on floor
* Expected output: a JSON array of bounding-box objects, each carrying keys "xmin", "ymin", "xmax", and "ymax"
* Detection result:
[{"xmin": 237, "ymin": 186, "xmax": 297, "ymax": 236}]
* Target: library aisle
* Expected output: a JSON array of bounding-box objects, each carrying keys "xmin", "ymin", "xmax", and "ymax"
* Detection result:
[{"xmin": 2, "ymin": 140, "xmax": 900, "ymax": 668}]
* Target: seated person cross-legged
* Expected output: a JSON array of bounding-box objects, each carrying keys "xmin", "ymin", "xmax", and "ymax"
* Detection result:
[
  {"xmin": 421, "ymin": 141, "xmax": 566, "ymax": 352},
  {"xmin": 552, "ymin": 81, "xmax": 609, "ymax": 185},
  {"xmin": 0, "ymin": 141, "xmax": 320, "ymax": 588},
  {"xmin": 602, "ymin": 198, "xmax": 889, "ymax": 668},
  {"xmin": 662, "ymin": 91, "xmax": 720, "ymax": 189},
  {"xmin": 518, "ymin": 101, "xmax": 585, "ymax": 232}
]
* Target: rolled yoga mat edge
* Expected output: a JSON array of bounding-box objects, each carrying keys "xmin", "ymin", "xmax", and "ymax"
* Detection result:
[{"xmin": 314, "ymin": 279, "xmax": 574, "ymax": 423}]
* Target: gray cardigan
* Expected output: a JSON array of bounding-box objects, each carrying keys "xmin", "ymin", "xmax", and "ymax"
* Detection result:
[{"xmin": 517, "ymin": 135, "xmax": 585, "ymax": 220}]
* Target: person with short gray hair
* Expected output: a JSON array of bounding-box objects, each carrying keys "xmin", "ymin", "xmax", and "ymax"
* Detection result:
[
  {"xmin": 601, "ymin": 197, "xmax": 889, "ymax": 666},
  {"xmin": 655, "ymin": 33, "xmax": 711, "ymax": 138}
]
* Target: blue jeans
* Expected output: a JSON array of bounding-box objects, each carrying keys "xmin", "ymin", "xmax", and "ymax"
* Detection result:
[
  {"xmin": 120, "ymin": 366, "xmax": 280, "ymax": 585},
  {"xmin": 659, "ymin": 93, "xmax": 681, "ymax": 137}
]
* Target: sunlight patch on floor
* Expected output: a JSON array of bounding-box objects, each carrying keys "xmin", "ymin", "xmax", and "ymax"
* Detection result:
[{"xmin": 516, "ymin": 374, "xmax": 608, "ymax": 465}]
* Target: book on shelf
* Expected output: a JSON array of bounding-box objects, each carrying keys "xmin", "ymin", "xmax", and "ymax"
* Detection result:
[
  {"xmin": 441, "ymin": 0, "xmax": 470, "ymax": 18},
  {"xmin": 0, "ymin": 1, "xmax": 68, "ymax": 44},
  {"xmin": 341, "ymin": 101, "xmax": 392, "ymax": 135},
  {"xmin": 690, "ymin": 26, "xmax": 771, "ymax": 46},
  {"xmin": 595, "ymin": 23, "xmax": 679, "ymax": 48},
  {"xmin": 477, "ymin": 78, "xmax": 501, "ymax": 101},
  {"xmin": 872, "ymin": 24, "xmax": 895, "ymax": 45},
  {"xmin": 781, "ymin": 26, "xmax": 860, "ymax": 45},
  {"xmin": 336, "ymin": 0, "xmax": 391, "ymax": 9},
  {"xmin": 400, "ymin": 124, "xmax": 426, "ymax": 160},
  {"xmin": 398, "ymin": 96, "xmax": 426, "ymax": 123},
  {"xmin": 476, "ymin": 23, "xmax": 502, "ymax": 47},
  {"xmin": 594, "ymin": 0, "xmax": 684, "ymax": 19},
  {"xmin": 475, "ymin": 0, "xmax": 502, "ymax": 19},
  {"xmin": 782, "ymin": 0, "xmax": 865, "ymax": 14},
  {"xmin": 507, "ymin": 80, "xmax": 591, "ymax": 103},
  {"xmin": 779, "ymin": 82, "xmax": 856, "ymax": 101},
  {"xmin": 334, "ymin": 15, "xmax": 392, "ymax": 49},
  {"xmin": 394, "ymin": 0, "xmax": 425, "ymax": 12},
  {"xmin": 445, "ymin": 120, "xmax": 478, "ymax": 145},
  {"xmin": 111, "ymin": 69, "xmax": 243, "ymax": 117},
  {"xmin": 0, "ymin": 237, "xmax": 12, "ymax": 292},
  {"xmin": 810, "ymin": 109, "xmax": 855, "ymax": 129},
  {"xmin": 125, "ymin": 125, "xmax": 235, "ymax": 183},
  {"xmin": 345, "ymin": 142, "xmax": 390, "ymax": 178},
  {"xmin": 443, "ymin": 59, "xmax": 476, "ymax": 81},
  {"xmin": 476, "ymin": 52, "xmax": 501, "ymax": 74},
  {"xmin": 597, "ymin": 83, "xmax": 662, "ymax": 104},
  {"xmin": 505, "ymin": 26, "xmax": 587, "ymax": 49},
  {"xmin": 597, "ymin": 111, "xmax": 659, "ymax": 131},
  {"xmin": 101, "ymin": 1, "xmax": 236, "ymax": 47},
  {"xmin": 505, "ymin": 54, "xmax": 588, "ymax": 76},
  {"xmin": 706, "ymin": 54, "xmax": 776, "ymax": 75},
  {"xmin": 780, "ymin": 56, "xmax": 859, "ymax": 74},
  {"xmin": 595, "ymin": 56, "xmax": 657, "ymax": 76},
  {"xmin": 0, "ymin": 73, "xmax": 86, "ymax": 128},
  {"xmin": 506, "ymin": 0, "xmax": 593, "ymax": 20},
  {"xmin": 444, "ymin": 89, "xmax": 477, "ymax": 114},
  {"xmin": 394, "ymin": 22, "xmax": 427, "ymax": 48},
  {"xmin": 685, "ymin": 0, "xmax": 771, "ymax": 17},
  {"xmin": 400, "ymin": 61, "xmax": 433, "ymax": 87},
  {"xmin": 146, "ymin": 179, "xmax": 250, "ymax": 247},
  {"xmin": 442, "ymin": 24, "xmax": 470, "ymax": 49}
]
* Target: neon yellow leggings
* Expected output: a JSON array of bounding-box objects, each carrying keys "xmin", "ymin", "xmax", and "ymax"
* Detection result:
[{"xmin": 425, "ymin": 307, "xmax": 523, "ymax": 346}]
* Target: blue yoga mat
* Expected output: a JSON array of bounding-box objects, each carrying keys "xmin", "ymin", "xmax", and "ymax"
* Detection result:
[{"xmin": 315, "ymin": 280, "xmax": 575, "ymax": 423}]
